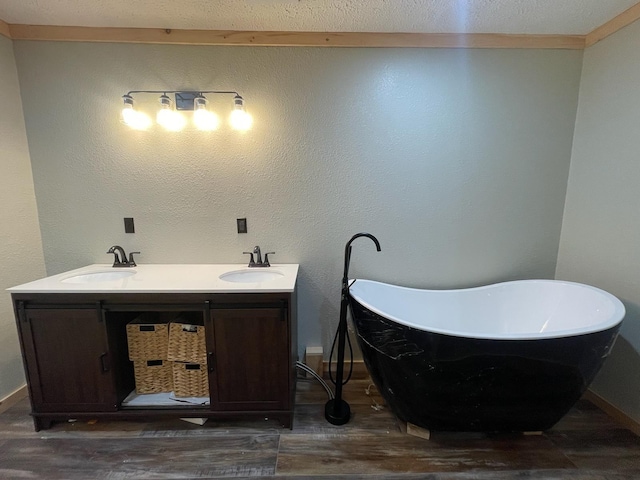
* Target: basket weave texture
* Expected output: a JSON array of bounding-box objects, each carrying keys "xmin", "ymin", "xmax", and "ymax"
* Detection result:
[
  {"xmin": 172, "ymin": 362, "xmax": 209, "ymax": 397},
  {"xmin": 133, "ymin": 360, "xmax": 173, "ymax": 394},
  {"xmin": 127, "ymin": 321, "xmax": 169, "ymax": 361},
  {"xmin": 168, "ymin": 322, "xmax": 207, "ymax": 364}
]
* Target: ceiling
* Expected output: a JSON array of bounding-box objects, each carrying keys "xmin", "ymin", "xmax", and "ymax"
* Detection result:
[{"xmin": 0, "ymin": 0, "xmax": 638, "ymax": 35}]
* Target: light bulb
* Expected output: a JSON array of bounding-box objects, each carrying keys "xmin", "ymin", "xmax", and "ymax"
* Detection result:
[
  {"xmin": 229, "ymin": 94, "xmax": 253, "ymax": 131},
  {"xmin": 121, "ymin": 104, "xmax": 138, "ymax": 125},
  {"xmin": 157, "ymin": 108, "xmax": 186, "ymax": 131},
  {"xmin": 128, "ymin": 111, "xmax": 152, "ymax": 130},
  {"xmin": 194, "ymin": 109, "xmax": 220, "ymax": 131},
  {"xmin": 156, "ymin": 94, "xmax": 186, "ymax": 131},
  {"xmin": 121, "ymin": 96, "xmax": 151, "ymax": 130},
  {"xmin": 229, "ymin": 109, "xmax": 253, "ymax": 131},
  {"xmin": 193, "ymin": 96, "xmax": 220, "ymax": 131}
]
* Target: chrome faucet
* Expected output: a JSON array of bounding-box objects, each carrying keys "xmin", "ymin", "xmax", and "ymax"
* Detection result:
[
  {"xmin": 107, "ymin": 245, "xmax": 140, "ymax": 267},
  {"xmin": 242, "ymin": 246, "xmax": 275, "ymax": 267}
]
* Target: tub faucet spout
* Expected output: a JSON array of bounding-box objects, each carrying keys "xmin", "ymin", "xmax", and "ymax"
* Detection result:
[
  {"xmin": 326, "ymin": 232, "xmax": 382, "ymax": 426},
  {"xmin": 343, "ymin": 233, "xmax": 382, "ymax": 289}
]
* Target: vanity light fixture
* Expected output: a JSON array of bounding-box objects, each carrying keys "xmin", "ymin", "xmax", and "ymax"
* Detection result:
[{"xmin": 120, "ymin": 90, "xmax": 252, "ymax": 132}]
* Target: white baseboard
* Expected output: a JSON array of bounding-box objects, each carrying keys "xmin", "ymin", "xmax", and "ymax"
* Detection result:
[
  {"xmin": 0, "ymin": 385, "xmax": 28, "ymax": 415},
  {"xmin": 304, "ymin": 346, "xmax": 324, "ymax": 378}
]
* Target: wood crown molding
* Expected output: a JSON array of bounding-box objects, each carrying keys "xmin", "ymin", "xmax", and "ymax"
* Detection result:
[
  {"xmin": 2, "ymin": 1, "xmax": 640, "ymax": 49},
  {"xmin": 586, "ymin": 1, "xmax": 640, "ymax": 47},
  {"xmin": 0, "ymin": 18, "xmax": 11, "ymax": 39},
  {"xmin": 7, "ymin": 24, "xmax": 585, "ymax": 49}
]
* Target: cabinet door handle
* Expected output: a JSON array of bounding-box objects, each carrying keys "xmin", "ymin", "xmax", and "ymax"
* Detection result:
[
  {"xmin": 207, "ymin": 351, "xmax": 215, "ymax": 373},
  {"xmin": 99, "ymin": 352, "xmax": 110, "ymax": 373}
]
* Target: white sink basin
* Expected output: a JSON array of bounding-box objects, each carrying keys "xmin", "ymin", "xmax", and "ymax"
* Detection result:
[
  {"xmin": 219, "ymin": 269, "xmax": 285, "ymax": 283},
  {"xmin": 61, "ymin": 270, "xmax": 137, "ymax": 284}
]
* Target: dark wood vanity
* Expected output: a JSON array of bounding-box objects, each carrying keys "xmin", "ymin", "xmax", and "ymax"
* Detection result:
[{"xmin": 10, "ymin": 267, "xmax": 298, "ymax": 431}]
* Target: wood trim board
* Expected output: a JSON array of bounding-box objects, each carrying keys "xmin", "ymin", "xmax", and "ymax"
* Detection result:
[
  {"xmin": 2, "ymin": 1, "xmax": 640, "ymax": 48},
  {"xmin": 586, "ymin": 2, "xmax": 640, "ymax": 47},
  {"xmin": 0, "ymin": 18, "xmax": 11, "ymax": 39},
  {"xmin": 5, "ymin": 25, "xmax": 586, "ymax": 49},
  {"xmin": 0, "ymin": 385, "xmax": 27, "ymax": 415},
  {"xmin": 583, "ymin": 389, "xmax": 640, "ymax": 436},
  {"xmin": 323, "ymin": 359, "xmax": 370, "ymax": 380}
]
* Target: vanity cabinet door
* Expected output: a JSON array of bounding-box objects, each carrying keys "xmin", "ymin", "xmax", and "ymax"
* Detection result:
[
  {"xmin": 18, "ymin": 308, "xmax": 118, "ymax": 413},
  {"xmin": 209, "ymin": 306, "xmax": 289, "ymax": 411}
]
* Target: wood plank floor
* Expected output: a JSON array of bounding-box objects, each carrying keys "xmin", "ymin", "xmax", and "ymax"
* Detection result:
[{"xmin": 0, "ymin": 378, "xmax": 639, "ymax": 479}]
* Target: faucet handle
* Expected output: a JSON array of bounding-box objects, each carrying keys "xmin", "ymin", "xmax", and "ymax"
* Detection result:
[
  {"xmin": 263, "ymin": 252, "xmax": 275, "ymax": 267},
  {"xmin": 242, "ymin": 252, "xmax": 256, "ymax": 267},
  {"xmin": 128, "ymin": 252, "xmax": 140, "ymax": 267}
]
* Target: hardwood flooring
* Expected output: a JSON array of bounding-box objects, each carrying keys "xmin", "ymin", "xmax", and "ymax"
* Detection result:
[{"xmin": 0, "ymin": 378, "xmax": 639, "ymax": 479}]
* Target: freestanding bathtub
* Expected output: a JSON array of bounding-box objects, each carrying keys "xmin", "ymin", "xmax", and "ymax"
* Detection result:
[{"xmin": 349, "ymin": 279, "xmax": 625, "ymax": 432}]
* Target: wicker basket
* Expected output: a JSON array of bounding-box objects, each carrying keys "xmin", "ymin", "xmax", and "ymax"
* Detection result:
[
  {"xmin": 172, "ymin": 362, "xmax": 209, "ymax": 397},
  {"xmin": 133, "ymin": 359, "xmax": 173, "ymax": 394},
  {"xmin": 167, "ymin": 322, "xmax": 207, "ymax": 364},
  {"xmin": 126, "ymin": 317, "xmax": 170, "ymax": 361}
]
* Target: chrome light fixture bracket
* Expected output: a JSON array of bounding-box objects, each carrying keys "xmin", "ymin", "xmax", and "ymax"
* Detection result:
[{"xmin": 175, "ymin": 92, "xmax": 199, "ymax": 111}]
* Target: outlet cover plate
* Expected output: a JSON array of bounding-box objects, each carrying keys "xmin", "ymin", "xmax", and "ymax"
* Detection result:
[{"xmin": 124, "ymin": 217, "xmax": 135, "ymax": 233}]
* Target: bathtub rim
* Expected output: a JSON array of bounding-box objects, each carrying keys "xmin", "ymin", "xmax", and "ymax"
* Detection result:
[{"xmin": 348, "ymin": 278, "xmax": 625, "ymax": 341}]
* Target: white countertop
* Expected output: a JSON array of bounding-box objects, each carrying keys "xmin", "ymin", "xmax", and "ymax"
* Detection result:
[{"xmin": 7, "ymin": 264, "xmax": 299, "ymax": 294}]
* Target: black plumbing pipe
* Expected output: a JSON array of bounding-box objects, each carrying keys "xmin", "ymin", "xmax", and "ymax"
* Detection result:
[{"xmin": 325, "ymin": 233, "xmax": 381, "ymax": 425}]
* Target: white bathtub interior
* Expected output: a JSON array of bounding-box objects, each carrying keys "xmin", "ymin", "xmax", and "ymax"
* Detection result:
[{"xmin": 348, "ymin": 279, "xmax": 625, "ymax": 340}]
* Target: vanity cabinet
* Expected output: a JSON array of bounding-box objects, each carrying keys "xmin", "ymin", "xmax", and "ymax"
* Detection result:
[
  {"xmin": 12, "ymin": 291, "xmax": 297, "ymax": 431},
  {"xmin": 17, "ymin": 307, "xmax": 119, "ymax": 414},
  {"xmin": 209, "ymin": 306, "xmax": 289, "ymax": 411}
]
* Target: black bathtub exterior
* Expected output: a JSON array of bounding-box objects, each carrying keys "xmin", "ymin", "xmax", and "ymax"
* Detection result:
[{"xmin": 350, "ymin": 297, "xmax": 621, "ymax": 432}]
